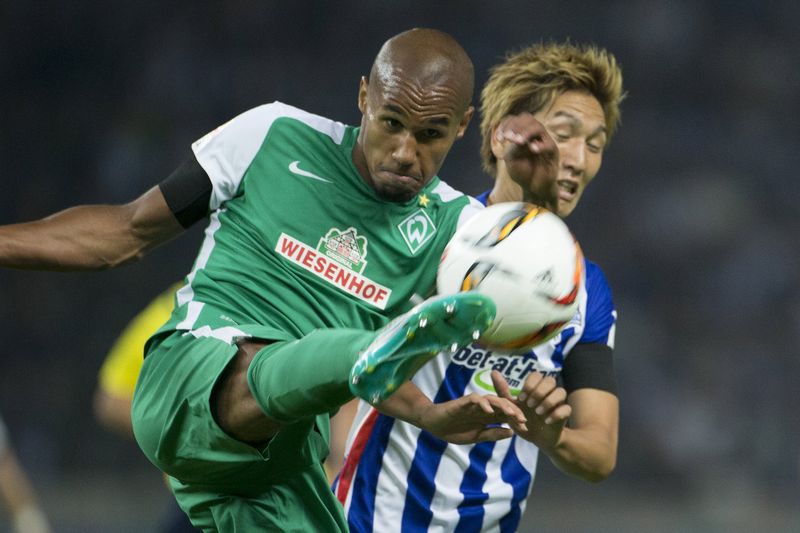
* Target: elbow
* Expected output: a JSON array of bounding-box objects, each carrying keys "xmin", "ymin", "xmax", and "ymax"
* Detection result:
[{"xmin": 584, "ymin": 455, "xmax": 616, "ymax": 483}]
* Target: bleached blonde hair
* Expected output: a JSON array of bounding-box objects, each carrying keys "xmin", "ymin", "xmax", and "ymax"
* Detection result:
[{"xmin": 480, "ymin": 42, "xmax": 626, "ymax": 175}]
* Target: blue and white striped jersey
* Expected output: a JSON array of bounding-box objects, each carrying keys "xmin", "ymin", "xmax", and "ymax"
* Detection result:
[{"xmin": 334, "ymin": 193, "xmax": 617, "ymax": 533}]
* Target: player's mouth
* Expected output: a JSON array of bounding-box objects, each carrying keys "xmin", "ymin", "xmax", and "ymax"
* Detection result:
[
  {"xmin": 557, "ymin": 179, "xmax": 579, "ymax": 201},
  {"xmin": 380, "ymin": 169, "xmax": 423, "ymax": 187}
]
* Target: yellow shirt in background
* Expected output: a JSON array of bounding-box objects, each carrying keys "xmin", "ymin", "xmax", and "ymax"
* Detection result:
[{"xmin": 97, "ymin": 284, "xmax": 180, "ymax": 398}]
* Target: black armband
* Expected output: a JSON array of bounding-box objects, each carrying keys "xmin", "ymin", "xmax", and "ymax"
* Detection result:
[
  {"xmin": 561, "ymin": 343, "xmax": 617, "ymax": 395},
  {"xmin": 158, "ymin": 157, "xmax": 213, "ymax": 228}
]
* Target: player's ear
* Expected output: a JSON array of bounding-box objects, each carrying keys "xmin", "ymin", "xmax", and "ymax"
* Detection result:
[
  {"xmin": 358, "ymin": 76, "xmax": 369, "ymax": 114},
  {"xmin": 455, "ymin": 105, "xmax": 474, "ymax": 139}
]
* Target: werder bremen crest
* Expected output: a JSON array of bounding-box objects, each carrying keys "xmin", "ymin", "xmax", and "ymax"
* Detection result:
[
  {"xmin": 397, "ymin": 208, "xmax": 437, "ymax": 254},
  {"xmin": 318, "ymin": 227, "xmax": 368, "ymax": 273}
]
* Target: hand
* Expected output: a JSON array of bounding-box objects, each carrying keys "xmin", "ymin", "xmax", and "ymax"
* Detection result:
[
  {"xmin": 494, "ymin": 113, "xmax": 559, "ymax": 211},
  {"xmin": 416, "ymin": 393, "xmax": 528, "ymax": 445},
  {"xmin": 491, "ymin": 370, "xmax": 571, "ymax": 451}
]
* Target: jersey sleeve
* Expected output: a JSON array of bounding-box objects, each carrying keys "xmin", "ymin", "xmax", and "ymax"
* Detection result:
[
  {"xmin": 97, "ymin": 284, "xmax": 179, "ymax": 398},
  {"xmin": 158, "ymin": 157, "xmax": 213, "ymax": 228},
  {"xmin": 561, "ymin": 261, "xmax": 618, "ymax": 394},
  {"xmin": 191, "ymin": 101, "xmax": 296, "ymax": 210},
  {"xmin": 579, "ymin": 261, "xmax": 616, "ymax": 347}
]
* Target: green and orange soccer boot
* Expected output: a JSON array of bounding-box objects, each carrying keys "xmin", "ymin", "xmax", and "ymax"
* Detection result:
[{"xmin": 349, "ymin": 292, "xmax": 496, "ymax": 405}]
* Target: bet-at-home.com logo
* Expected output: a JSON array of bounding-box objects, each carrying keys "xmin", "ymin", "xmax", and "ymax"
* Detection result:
[
  {"xmin": 397, "ymin": 209, "xmax": 437, "ymax": 254},
  {"xmin": 450, "ymin": 344, "xmax": 559, "ymax": 396},
  {"xmin": 318, "ymin": 227, "xmax": 368, "ymax": 273}
]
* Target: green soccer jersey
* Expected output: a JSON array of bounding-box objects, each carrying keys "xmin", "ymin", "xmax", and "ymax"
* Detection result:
[{"xmin": 162, "ymin": 102, "xmax": 482, "ymax": 342}]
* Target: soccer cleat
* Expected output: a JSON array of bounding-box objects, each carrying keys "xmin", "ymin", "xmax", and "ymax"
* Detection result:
[{"xmin": 349, "ymin": 292, "xmax": 496, "ymax": 404}]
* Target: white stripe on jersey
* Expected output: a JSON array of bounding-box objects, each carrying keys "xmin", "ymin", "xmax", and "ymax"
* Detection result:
[
  {"xmin": 456, "ymin": 199, "xmax": 485, "ymax": 229},
  {"xmin": 371, "ymin": 421, "xmax": 418, "ymax": 532},
  {"xmin": 608, "ymin": 310, "xmax": 617, "ymax": 348},
  {"xmin": 192, "ymin": 101, "xmax": 347, "ymax": 210},
  {"xmin": 175, "ymin": 301, "xmax": 204, "ymax": 331},
  {"xmin": 174, "ymin": 210, "xmax": 227, "ymax": 328},
  {"xmin": 187, "ymin": 325, "xmax": 247, "ymax": 343},
  {"xmin": 428, "ymin": 180, "xmax": 483, "ymax": 229}
]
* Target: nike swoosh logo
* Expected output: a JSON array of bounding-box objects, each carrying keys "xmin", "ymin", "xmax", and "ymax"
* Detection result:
[{"xmin": 288, "ymin": 160, "xmax": 332, "ymax": 183}]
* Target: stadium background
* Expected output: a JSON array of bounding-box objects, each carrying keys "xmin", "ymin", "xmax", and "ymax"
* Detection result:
[{"xmin": 1, "ymin": 1, "xmax": 798, "ymax": 531}]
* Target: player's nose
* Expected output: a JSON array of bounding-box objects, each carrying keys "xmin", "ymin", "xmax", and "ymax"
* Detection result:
[
  {"xmin": 392, "ymin": 132, "xmax": 418, "ymax": 167},
  {"xmin": 560, "ymin": 138, "xmax": 586, "ymax": 177}
]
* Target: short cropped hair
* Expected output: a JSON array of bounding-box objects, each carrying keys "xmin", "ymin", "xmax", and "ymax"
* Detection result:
[{"xmin": 480, "ymin": 42, "xmax": 625, "ymax": 175}]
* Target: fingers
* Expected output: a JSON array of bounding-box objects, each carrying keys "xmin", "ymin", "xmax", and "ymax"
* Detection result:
[
  {"xmin": 475, "ymin": 393, "xmax": 527, "ymax": 425},
  {"xmin": 517, "ymin": 372, "xmax": 569, "ymax": 424},
  {"xmin": 544, "ymin": 404, "xmax": 572, "ymax": 426},
  {"xmin": 494, "ymin": 112, "xmax": 555, "ymax": 155},
  {"xmin": 490, "ymin": 370, "xmax": 513, "ymax": 400},
  {"xmin": 475, "ymin": 426, "xmax": 514, "ymax": 442}
]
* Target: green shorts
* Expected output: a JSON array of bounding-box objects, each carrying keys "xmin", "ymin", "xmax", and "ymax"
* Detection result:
[{"xmin": 131, "ymin": 328, "xmax": 349, "ymax": 532}]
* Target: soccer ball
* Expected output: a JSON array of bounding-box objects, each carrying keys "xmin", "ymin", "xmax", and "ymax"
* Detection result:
[{"xmin": 437, "ymin": 202, "xmax": 583, "ymax": 351}]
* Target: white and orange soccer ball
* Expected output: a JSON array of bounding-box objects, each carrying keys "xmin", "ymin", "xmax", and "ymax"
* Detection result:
[{"xmin": 437, "ymin": 202, "xmax": 584, "ymax": 351}]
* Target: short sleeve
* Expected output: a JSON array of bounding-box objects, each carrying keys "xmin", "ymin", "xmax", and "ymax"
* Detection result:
[
  {"xmin": 192, "ymin": 102, "xmax": 291, "ymax": 210},
  {"xmin": 580, "ymin": 261, "xmax": 616, "ymax": 348}
]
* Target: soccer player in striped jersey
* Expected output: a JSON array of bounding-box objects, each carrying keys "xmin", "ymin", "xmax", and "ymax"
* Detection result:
[
  {"xmin": 0, "ymin": 29, "xmax": 561, "ymax": 532},
  {"xmin": 336, "ymin": 42, "xmax": 625, "ymax": 532}
]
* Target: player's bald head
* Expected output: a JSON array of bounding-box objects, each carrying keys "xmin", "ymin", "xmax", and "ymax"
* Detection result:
[{"xmin": 368, "ymin": 28, "xmax": 474, "ymax": 113}]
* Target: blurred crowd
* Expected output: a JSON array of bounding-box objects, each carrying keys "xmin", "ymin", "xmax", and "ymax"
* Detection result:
[{"xmin": 1, "ymin": 1, "xmax": 798, "ymax": 531}]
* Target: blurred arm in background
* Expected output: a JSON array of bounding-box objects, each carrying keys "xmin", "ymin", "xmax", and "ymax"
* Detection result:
[{"xmin": 0, "ymin": 416, "xmax": 53, "ymax": 533}]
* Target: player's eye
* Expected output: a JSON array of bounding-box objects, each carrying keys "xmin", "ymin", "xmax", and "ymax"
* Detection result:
[
  {"xmin": 587, "ymin": 142, "xmax": 603, "ymax": 154},
  {"xmin": 587, "ymin": 136, "xmax": 606, "ymax": 154},
  {"xmin": 550, "ymin": 129, "xmax": 570, "ymax": 142},
  {"xmin": 384, "ymin": 118, "xmax": 402, "ymax": 130},
  {"xmin": 423, "ymin": 128, "xmax": 443, "ymax": 140}
]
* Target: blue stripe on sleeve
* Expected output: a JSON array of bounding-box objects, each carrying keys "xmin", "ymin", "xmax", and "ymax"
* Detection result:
[{"xmin": 581, "ymin": 260, "xmax": 616, "ymax": 344}]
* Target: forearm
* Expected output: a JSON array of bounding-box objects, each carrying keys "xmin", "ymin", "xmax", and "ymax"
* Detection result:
[
  {"xmin": 374, "ymin": 381, "xmax": 432, "ymax": 426},
  {"xmin": 1, "ymin": 205, "xmax": 139, "ymax": 270},
  {"xmin": 541, "ymin": 424, "xmax": 617, "ymax": 482},
  {"xmin": 0, "ymin": 187, "xmax": 183, "ymax": 271}
]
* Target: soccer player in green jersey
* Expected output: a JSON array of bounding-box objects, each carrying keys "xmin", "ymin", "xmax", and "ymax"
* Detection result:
[{"xmin": 0, "ymin": 29, "xmax": 558, "ymax": 531}]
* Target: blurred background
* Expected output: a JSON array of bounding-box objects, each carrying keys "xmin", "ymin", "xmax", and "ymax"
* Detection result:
[{"xmin": 1, "ymin": 1, "xmax": 798, "ymax": 531}]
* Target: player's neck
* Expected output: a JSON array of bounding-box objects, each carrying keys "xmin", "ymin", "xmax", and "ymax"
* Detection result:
[{"xmin": 487, "ymin": 170, "xmax": 523, "ymax": 206}]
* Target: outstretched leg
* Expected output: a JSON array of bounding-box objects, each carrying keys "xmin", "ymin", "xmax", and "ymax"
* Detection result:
[{"xmin": 213, "ymin": 292, "xmax": 497, "ymax": 443}]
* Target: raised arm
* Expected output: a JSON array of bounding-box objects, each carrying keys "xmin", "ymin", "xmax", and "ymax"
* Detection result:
[
  {"xmin": 545, "ymin": 387, "xmax": 618, "ymax": 481},
  {"xmin": 0, "ymin": 185, "xmax": 184, "ymax": 271},
  {"xmin": 493, "ymin": 112, "xmax": 560, "ymax": 211},
  {"xmin": 492, "ymin": 360, "xmax": 619, "ymax": 482}
]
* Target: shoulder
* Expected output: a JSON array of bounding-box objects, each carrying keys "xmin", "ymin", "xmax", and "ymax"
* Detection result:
[
  {"xmin": 257, "ymin": 102, "xmax": 349, "ymax": 145},
  {"xmin": 584, "ymin": 258, "xmax": 613, "ymax": 303},
  {"xmin": 427, "ymin": 178, "xmax": 485, "ymax": 227},
  {"xmin": 193, "ymin": 101, "xmax": 348, "ymax": 154}
]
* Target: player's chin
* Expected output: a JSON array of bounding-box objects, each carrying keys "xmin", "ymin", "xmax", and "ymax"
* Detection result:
[
  {"xmin": 373, "ymin": 178, "xmax": 422, "ymax": 203},
  {"xmin": 556, "ymin": 197, "xmax": 578, "ymax": 218}
]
